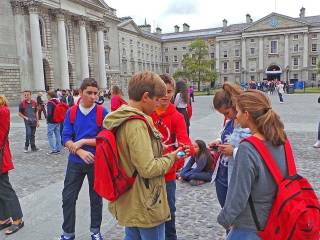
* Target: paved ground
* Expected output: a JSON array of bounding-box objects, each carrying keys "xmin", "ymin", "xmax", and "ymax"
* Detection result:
[{"xmin": 1, "ymin": 93, "xmax": 319, "ymax": 240}]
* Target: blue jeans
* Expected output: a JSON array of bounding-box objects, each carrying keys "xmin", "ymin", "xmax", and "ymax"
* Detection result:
[
  {"xmin": 165, "ymin": 180, "xmax": 177, "ymax": 240},
  {"xmin": 278, "ymin": 92, "xmax": 284, "ymax": 102},
  {"xmin": 62, "ymin": 161, "xmax": 102, "ymax": 237},
  {"xmin": 317, "ymin": 122, "xmax": 320, "ymax": 140},
  {"xmin": 215, "ymin": 180, "xmax": 228, "ymax": 208},
  {"xmin": 227, "ymin": 228, "xmax": 261, "ymax": 240},
  {"xmin": 25, "ymin": 124, "xmax": 36, "ymax": 149},
  {"xmin": 124, "ymin": 223, "xmax": 165, "ymax": 240},
  {"xmin": 47, "ymin": 123, "xmax": 61, "ymax": 152}
]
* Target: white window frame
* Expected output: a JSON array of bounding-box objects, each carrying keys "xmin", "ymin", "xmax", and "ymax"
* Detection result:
[
  {"xmin": 235, "ymin": 61, "xmax": 240, "ymax": 72},
  {"xmin": 223, "ymin": 62, "xmax": 228, "ymax": 70},
  {"xmin": 311, "ymin": 73, "xmax": 317, "ymax": 81},
  {"xmin": 223, "ymin": 50, "xmax": 228, "ymax": 58},
  {"xmin": 293, "ymin": 34, "xmax": 299, "ymax": 40},
  {"xmin": 293, "ymin": 44, "xmax": 299, "ymax": 52},
  {"xmin": 311, "ymin": 44, "xmax": 317, "ymax": 52},
  {"xmin": 250, "ymin": 48, "xmax": 255, "ymax": 55},
  {"xmin": 292, "ymin": 57, "xmax": 299, "ymax": 69},
  {"xmin": 270, "ymin": 40, "xmax": 278, "ymax": 54},
  {"xmin": 235, "ymin": 49, "xmax": 240, "ymax": 57},
  {"xmin": 311, "ymin": 33, "xmax": 317, "ymax": 39},
  {"xmin": 311, "ymin": 56, "xmax": 317, "ymax": 66}
]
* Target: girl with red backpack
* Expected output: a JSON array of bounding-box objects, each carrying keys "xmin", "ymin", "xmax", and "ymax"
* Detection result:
[{"xmin": 217, "ymin": 90, "xmax": 320, "ymax": 240}]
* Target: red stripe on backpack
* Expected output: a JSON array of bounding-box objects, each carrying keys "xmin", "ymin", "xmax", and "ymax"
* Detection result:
[
  {"xmin": 244, "ymin": 136, "xmax": 320, "ymax": 240},
  {"xmin": 94, "ymin": 115, "xmax": 152, "ymax": 202},
  {"xmin": 69, "ymin": 104, "xmax": 104, "ymax": 127}
]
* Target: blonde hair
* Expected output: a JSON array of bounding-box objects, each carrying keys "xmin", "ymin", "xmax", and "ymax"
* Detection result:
[
  {"xmin": 0, "ymin": 95, "xmax": 9, "ymax": 107},
  {"xmin": 236, "ymin": 90, "xmax": 287, "ymax": 146}
]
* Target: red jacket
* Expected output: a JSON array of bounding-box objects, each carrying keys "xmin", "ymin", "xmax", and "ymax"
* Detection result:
[
  {"xmin": 0, "ymin": 107, "xmax": 14, "ymax": 174},
  {"xmin": 111, "ymin": 95, "xmax": 127, "ymax": 111},
  {"xmin": 151, "ymin": 103, "xmax": 194, "ymax": 182}
]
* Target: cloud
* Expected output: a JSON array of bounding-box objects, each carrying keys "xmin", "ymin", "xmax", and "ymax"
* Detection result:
[{"xmin": 164, "ymin": 0, "xmax": 198, "ymax": 15}]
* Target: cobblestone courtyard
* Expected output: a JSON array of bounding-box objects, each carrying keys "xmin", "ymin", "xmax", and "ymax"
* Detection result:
[{"xmin": 2, "ymin": 93, "xmax": 320, "ymax": 240}]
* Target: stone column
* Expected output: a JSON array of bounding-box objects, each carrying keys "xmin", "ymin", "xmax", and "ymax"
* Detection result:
[
  {"xmin": 79, "ymin": 18, "xmax": 89, "ymax": 80},
  {"xmin": 28, "ymin": 1, "xmax": 45, "ymax": 91},
  {"xmin": 259, "ymin": 37, "xmax": 264, "ymax": 81},
  {"xmin": 97, "ymin": 22, "xmax": 106, "ymax": 88},
  {"xmin": 11, "ymin": 1, "xmax": 30, "ymax": 90},
  {"xmin": 284, "ymin": 34, "xmax": 289, "ymax": 82},
  {"xmin": 56, "ymin": 11, "xmax": 69, "ymax": 89},
  {"xmin": 302, "ymin": 32, "xmax": 309, "ymax": 81},
  {"xmin": 241, "ymin": 37, "xmax": 247, "ymax": 82},
  {"xmin": 215, "ymin": 40, "xmax": 220, "ymax": 83}
]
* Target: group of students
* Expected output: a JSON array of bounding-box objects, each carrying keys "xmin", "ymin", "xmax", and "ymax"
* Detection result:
[{"xmin": 0, "ymin": 71, "xmax": 319, "ymax": 240}]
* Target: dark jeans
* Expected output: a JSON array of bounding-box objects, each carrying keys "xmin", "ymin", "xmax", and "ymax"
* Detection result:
[
  {"xmin": 62, "ymin": 161, "xmax": 102, "ymax": 236},
  {"xmin": 25, "ymin": 124, "xmax": 37, "ymax": 149},
  {"xmin": 176, "ymin": 108, "xmax": 190, "ymax": 136},
  {"xmin": 278, "ymin": 92, "xmax": 284, "ymax": 102},
  {"xmin": 165, "ymin": 180, "xmax": 177, "ymax": 240},
  {"xmin": 0, "ymin": 173, "xmax": 23, "ymax": 221},
  {"xmin": 180, "ymin": 164, "xmax": 212, "ymax": 182},
  {"xmin": 317, "ymin": 122, "xmax": 320, "ymax": 140},
  {"xmin": 215, "ymin": 180, "xmax": 228, "ymax": 208}
]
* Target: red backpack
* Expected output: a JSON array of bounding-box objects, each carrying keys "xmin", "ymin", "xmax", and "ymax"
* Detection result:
[
  {"xmin": 94, "ymin": 115, "xmax": 152, "ymax": 202},
  {"xmin": 244, "ymin": 136, "xmax": 320, "ymax": 240},
  {"xmin": 69, "ymin": 104, "xmax": 104, "ymax": 127},
  {"xmin": 49, "ymin": 100, "xmax": 69, "ymax": 123}
]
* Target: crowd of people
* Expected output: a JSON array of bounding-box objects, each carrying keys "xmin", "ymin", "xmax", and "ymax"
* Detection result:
[{"xmin": 0, "ymin": 71, "xmax": 319, "ymax": 240}]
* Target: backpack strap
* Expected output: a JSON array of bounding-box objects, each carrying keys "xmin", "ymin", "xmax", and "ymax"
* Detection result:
[
  {"xmin": 69, "ymin": 105, "xmax": 78, "ymax": 125},
  {"xmin": 96, "ymin": 105, "xmax": 104, "ymax": 128},
  {"xmin": 283, "ymin": 139, "xmax": 297, "ymax": 177},
  {"xmin": 243, "ymin": 136, "xmax": 284, "ymax": 186}
]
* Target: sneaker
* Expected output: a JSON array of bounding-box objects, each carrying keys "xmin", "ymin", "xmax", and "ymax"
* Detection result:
[
  {"xmin": 91, "ymin": 232, "xmax": 103, "ymax": 240},
  {"xmin": 31, "ymin": 147, "xmax": 41, "ymax": 152},
  {"xmin": 46, "ymin": 151, "xmax": 59, "ymax": 155},
  {"xmin": 313, "ymin": 141, "xmax": 320, "ymax": 148},
  {"xmin": 23, "ymin": 147, "xmax": 28, "ymax": 153},
  {"xmin": 59, "ymin": 235, "xmax": 75, "ymax": 240}
]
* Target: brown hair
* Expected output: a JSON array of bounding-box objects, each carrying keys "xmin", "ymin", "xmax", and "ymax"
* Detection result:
[
  {"xmin": 47, "ymin": 90, "xmax": 57, "ymax": 99},
  {"xmin": 0, "ymin": 95, "xmax": 9, "ymax": 107},
  {"xmin": 175, "ymin": 80, "xmax": 188, "ymax": 104},
  {"xmin": 111, "ymin": 85, "xmax": 123, "ymax": 96},
  {"xmin": 80, "ymin": 78, "xmax": 98, "ymax": 91},
  {"xmin": 128, "ymin": 71, "xmax": 166, "ymax": 101},
  {"xmin": 159, "ymin": 74, "xmax": 176, "ymax": 88},
  {"xmin": 213, "ymin": 82, "xmax": 242, "ymax": 110},
  {"xmin": 236, "ymin": 89, "xmax": 287, "ymax": 146}
]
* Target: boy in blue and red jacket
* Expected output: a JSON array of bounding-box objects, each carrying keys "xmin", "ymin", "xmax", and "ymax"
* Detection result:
[{"xmin": 60, "ymin": 78, "xmax": 108, "ymax": 240}]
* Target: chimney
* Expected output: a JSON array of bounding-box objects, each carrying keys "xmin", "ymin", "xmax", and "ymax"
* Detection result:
[
  {"xmin": 183, "ymin": 23, "xmax": 190, "ymax": 32},
  {"xmin": 299, "ymin": 7, "xmax": 305, "ymax": 18},
  {"xmin": 223, "ymin": 19, "xmax": 227, "ymax": 28},
  {"xmin": 156, "ymin": 27, "xmax": 162, "ymax": 34},
  {"xmin": 174, "ymin": 25, "xmax": 180, "ymax": 33},
  {"xmin": 246, "ymin": 14, "xmax": 251, "ymax": 24}
]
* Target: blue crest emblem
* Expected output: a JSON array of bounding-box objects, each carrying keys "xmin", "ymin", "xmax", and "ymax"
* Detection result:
[{"xmin": 270, "ymin": 16, "xmax": 279, "ymax": 28}]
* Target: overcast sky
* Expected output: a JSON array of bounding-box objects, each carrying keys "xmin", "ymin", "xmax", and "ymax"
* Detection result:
[{"xmin": 105, "ymin": 0, "xmax": 320, "ymax": 33}]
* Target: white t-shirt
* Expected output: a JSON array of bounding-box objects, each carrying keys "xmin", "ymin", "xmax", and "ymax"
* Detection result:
[
  {"xmin": 79, "ymin": 103, "xmax": 96, "ymax": 115},
  {"xmin": 174, "ymin": 93, "xmax": 187, "ymax": 108}
]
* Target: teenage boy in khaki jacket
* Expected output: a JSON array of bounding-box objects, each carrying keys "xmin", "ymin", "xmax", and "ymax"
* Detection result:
[{"xmin": 103, "ymin": 71, "xmax": 181, "ymax": 240}]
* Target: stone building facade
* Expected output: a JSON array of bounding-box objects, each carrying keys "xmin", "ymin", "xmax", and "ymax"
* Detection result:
[{"xmin": 1, "ymin": 2, "xmax": 320, "ymax": 103}]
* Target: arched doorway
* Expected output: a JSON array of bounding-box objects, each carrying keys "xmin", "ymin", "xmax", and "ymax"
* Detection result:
[
  {"xmin": 43, "ymin": 59, "xmax": 50, "ymax": 91},
  {"xmin": 266, "ymin": 64, "xmax": 282, "ymax": 81},
  {"xmin": 68, "ymin": 61, "xmax": 73, "ymax": 89}
]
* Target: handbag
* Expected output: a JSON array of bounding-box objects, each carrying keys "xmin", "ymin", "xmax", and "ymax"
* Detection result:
[{"xmin": 0, "ymin": 128, "xmax": 10, "ymax": 173}]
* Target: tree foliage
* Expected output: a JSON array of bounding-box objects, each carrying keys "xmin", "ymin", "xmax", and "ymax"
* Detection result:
[
  {"xmin": 317, "ymin": 58, "xmax": 320, "ymax": 75},
  {"xmin": 173, "ymin": 38, "xmax": 217, "ymax": 91}
]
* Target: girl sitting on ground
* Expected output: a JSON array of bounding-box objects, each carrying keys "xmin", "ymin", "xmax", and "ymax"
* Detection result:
[{"xmin": 180, "ymin": 139, "xmax": 214, "ymax": 185}]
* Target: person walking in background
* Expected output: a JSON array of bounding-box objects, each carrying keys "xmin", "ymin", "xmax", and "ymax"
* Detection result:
[
  {"xmin": 313, "ymin": 122, "xmax": 320, "ymax": 148},
  {"xmin": 73, "ymin": 89, "xmax": 80, "ymax": 105},
  {"xmin": 46, "ymin": 91, "xmax": 62, "ymax": 155},
  {"xmin": 60, "ymin": 78, "xmax": 108, "ymax": 240},
  {"xmin": 180, "ymin": 139, "xmax": 214, "ymax": 185},
  {"xmin": 0, "ymin": 95, "xmax": 24, "ymax": 235},
  {"xmin": 174, "ymin": 81, "xmax": 190, "ymax": 135},
  {"xmin": 276, "ymin": 81, "xmax": 285, "ymax": 103},
  {"xmin": 18, "ymin": 90, "xmax": 40, "ymax": 153},
  {"xmin": 66, "ymin": 90, "xmax": 74, "ymax": 107},
  {"xmin": 110, "ymin": 85, "xmax": 127, "ymax": 111},
  {"xmin": 36, "ymin": 92, "xmax": 47, "ymax": 120},
  {"xmin": 150, "ymin": 74, "xmax": 194, "ymax": 240},
  {"xmin": 188, "ymin": 85, "xmax": 194, "ymax": 102}
]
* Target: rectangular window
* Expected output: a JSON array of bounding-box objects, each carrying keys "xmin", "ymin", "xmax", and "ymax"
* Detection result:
[
  {"xmin": 250, "ymin": 38, "xmax": 255, "ymax": 43},
  {"xmin": 173, "ymin": 47, "xmax": 177, "ymax": 51},
  {"xmin": 165, "ymin": 56, "xmax": 169, "ymax": 62},
  {"xmin": 250, "ymin": 48, "xmax": 255, "ymax": 55},
  {"xmin": 235, "ymin": 61, "xmax": 240, "ymax": 72},
  {"xmin": 312, "ymin": 73, "xmax": 317, "ymax": 81},
  {"xmin": 293, "ymin": 44, "xmax": 299, "ymax": 52},
  {"xmin": 182, "ymin": 46, "xmax": 187, "ymax": 50},
  {"xmin": 223, "ymin": 50, "xmax": 228, "ymax": 58},
  {"xmin": 270, "ymin": 40, "xmax": 278, "ymax": 54},
  {"xmin": 210, "ymin": 53, "xmax": 215, "ymax": 59},
  {"xmin": 235, "ymin": 49, "xmax": 240, "ymax": 57},
  {"xmin": 224, "ymin": 77, "xmax": 228, "ymax": 82},
  {"xmin": 293, "ymin": 73, "xmax": 298, "ymax": 79},
  {"xmin": 293, "ymin": 34, "xmax": 299, "ymax": 40},
  {"xmin": 293, "ymin": 57, "xmax": 299, "ymax": 69},
  {"xmin": 311, "ymin": 44, "xmax": 317, "ymax": 52},
  {"xmin": 164, "ymin": 48, "xmax": 168, "ymax": 52},
  {"xmin": 311, "ymin": 56, "xmax": 317, "ymax": 65},
  {"xmin": 223, "ymin": 62, "xmax": 228, "ymax": 70},
  {"xmin": 165, "ymin": 66, "xmax": 169, "ymax": 73},
  {"xmin": 130, "ymin": 39, "xmax": 133, "ymax": 45},
  {"xmin": 250, "ymin": 75, "xmax": 255, "ymax": 81},
  {"xmin": 311, "ymin": 33, "xmax": 317, "ymax": 39},
  {"xmin": 173, "ymin": 56, "xmax": 178, "ymax": 62}
]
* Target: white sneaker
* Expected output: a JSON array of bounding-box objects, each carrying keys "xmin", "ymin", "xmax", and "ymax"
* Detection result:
[{"xmin": 313, "ymin": 141, "xmax": 320, "ymax": 148}]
